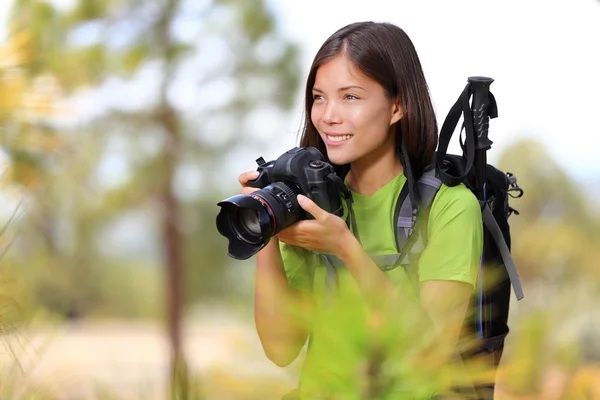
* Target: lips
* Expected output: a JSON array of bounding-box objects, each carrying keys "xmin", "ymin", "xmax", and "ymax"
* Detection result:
[
  {"xmin": 324, "ymin": 133, "xmax": 353, "ymax": 145},
  {"xmin": 327, "ymin": 134, "xmax": 352, "ymax": 142}
]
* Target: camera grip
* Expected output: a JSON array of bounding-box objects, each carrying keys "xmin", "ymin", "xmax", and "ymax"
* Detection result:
[
  {"xmin": 247, "ymin": 173, "xmax": 269, "ymax": 188},
  {"xmin": 247, "ymin": 158, "xmax": 275, "ymax": 188},
  {"xmin": 309, "ymin": 189, "xmax": 344, "ymax": 218}
]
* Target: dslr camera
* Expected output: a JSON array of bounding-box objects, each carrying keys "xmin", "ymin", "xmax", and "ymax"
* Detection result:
[{"xmin": 216, "ymin": 147, "xmax": 345, "ymax": 260}]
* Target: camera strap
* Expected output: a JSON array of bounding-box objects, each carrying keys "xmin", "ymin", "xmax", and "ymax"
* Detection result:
[{"xmin": 327, "ymin": 173, "xmax": 361, "ymax": 245}]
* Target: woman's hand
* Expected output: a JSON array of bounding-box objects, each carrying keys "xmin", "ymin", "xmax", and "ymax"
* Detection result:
[
  {"xmin": 238, "ymin": 170, "xmax": 260, "ymax": 195},
  {"xmin": 277, "ymin": 194, "xmax": 351, "ymax": 257}
]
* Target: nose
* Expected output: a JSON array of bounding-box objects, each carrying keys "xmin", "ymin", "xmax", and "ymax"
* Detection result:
[{"xmin": 322, "ymin": 101, "xmax": 342, "ymax": 125}]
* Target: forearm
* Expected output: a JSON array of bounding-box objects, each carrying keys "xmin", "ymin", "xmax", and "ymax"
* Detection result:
[
  {"xmin": 420, "ymin": 281, "xmax": 472, "ymax": 366},
  {"xmin": 254, "ymin": 238, "xmax": 312, "ymax": 366}
]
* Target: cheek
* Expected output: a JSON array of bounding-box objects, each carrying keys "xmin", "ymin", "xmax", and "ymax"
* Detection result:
[
  {"xmin": 310, "ymin": 104, "xmax": 321, "ymax": 127},
  {"xmin": 347, "ymin": 108, "xmax": 384, "ymax": 138},
  {"xmin": 346, "ymin": 108, "xmax": 364, "ymax": 126},
  {"xmin": 356, "ymin": 106, "xmax": 391, "ymax": 135}
]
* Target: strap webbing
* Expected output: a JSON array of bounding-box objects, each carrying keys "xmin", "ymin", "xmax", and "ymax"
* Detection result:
[
  {"xmin": 481, "ymin": 205, "xmax": 524, "ymax": 301},
  {"xmin": 322, "ymin": 253, "xmax": 403, "ymax": 269},
  {"xmin": 436, "ymin": 85, "xmax": 476, "ymax": 187}
]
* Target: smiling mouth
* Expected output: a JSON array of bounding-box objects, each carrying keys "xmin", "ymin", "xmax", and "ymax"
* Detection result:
[{"xmin": 327, "ymin": 134, "xmax": 353, "ymax": 142}]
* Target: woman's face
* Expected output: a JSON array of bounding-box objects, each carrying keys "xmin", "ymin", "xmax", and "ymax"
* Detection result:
[{"xmin": 311, "ymin": 54, "xmax": 403, "ymax": 166}]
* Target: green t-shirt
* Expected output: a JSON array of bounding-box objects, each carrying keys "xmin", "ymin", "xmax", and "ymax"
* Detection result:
[{"xmin": 280, "ymin": 172, "xmax": 483, "ymax": 399}]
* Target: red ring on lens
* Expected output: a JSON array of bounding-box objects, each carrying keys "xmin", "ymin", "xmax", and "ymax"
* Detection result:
[{"xmin": 249, "ymin": 193, "xmax": 277, "ymax": 233}]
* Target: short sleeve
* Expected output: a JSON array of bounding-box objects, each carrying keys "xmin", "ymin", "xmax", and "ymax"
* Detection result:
[
  {"xmin": 417, "ymin": 184, "xmax": 483, "ymax": 287},
  {"xmin": 279, "ymin": 241, "xmax": 313, "ymax": 293}
]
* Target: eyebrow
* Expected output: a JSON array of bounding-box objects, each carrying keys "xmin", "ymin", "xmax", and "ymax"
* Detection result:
[{"xmin": 313, "ymin": 85, "xmax": 366, "ymax": 93}]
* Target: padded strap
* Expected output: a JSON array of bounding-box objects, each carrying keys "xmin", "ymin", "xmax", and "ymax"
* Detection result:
[
  {"xmin": 322, "ymin": 253, "xmax": 402, "ymax": 269},
  {"xmin": 394, "ymin": 167, "xmax": 442, "ymax": 253}
]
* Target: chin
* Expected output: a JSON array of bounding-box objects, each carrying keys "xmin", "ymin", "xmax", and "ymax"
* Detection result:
[{"xmin": 325, "ymin": 148, "xmax": 355, "ymax": 166}]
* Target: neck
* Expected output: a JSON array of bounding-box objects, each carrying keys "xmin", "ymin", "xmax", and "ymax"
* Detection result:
[{"xmin": 346, "ymin": 139, "xmax": 403, "ymax": 196}]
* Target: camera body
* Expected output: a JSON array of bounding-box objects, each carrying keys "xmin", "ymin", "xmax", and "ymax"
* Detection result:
[
  {"xmin": 248, "ymin": 146, "xmax": 344, "ymax": 218},
  {"xmin": 216, "ymin": 146, "xmax": 345, "ymax": 260}
]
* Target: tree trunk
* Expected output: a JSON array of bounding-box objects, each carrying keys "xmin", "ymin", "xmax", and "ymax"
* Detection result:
[{"xmin": 155, "ymin": 0, "xmax": 187, "ymax": 398}]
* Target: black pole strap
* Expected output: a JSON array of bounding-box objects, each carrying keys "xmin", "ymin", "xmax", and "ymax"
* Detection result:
[
  {"xmin": 327, "ymin": 173, "xmax": 360, "ymax": 244},
  {"xmin": 436, "ymin": 84, "xmax": 476, "ymax": 187}
]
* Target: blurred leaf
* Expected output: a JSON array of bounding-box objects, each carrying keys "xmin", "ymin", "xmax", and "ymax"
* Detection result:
[
  {"xmin": 497, "ymin": 139, "xmax": 600, "ymax": 283},
  {"xmin": 71, "ymin": 0, "xmax": 109, "ymax": 22},
  {"xmin": 121, "ymin": 40, "xmax": 150, "ymax": 76},
  {"xmin": 239, "ymin": 0, "xmax": 274, "ymax": 43}
]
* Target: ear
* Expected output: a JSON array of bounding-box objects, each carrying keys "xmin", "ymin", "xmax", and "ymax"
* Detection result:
[{"xmin": 390, "ymin": 97, "xmax": 403, "ymax": 126}]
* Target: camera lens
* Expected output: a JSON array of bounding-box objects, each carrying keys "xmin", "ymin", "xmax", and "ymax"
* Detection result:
[
  {"xmin": 236, "ymin": 208, "xmax": 261, "ymax": 238},
  {"xmin": 216, "ymin": 181, "xmax": 303, "ymax": 260}
]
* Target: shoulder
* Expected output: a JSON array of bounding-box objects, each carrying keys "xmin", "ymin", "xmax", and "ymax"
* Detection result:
[
  {"xmin": 418, "ymin": 183, "xmax": 483, "ymax": 286},
  {"xmin": 427, "ymin": 183, "xmax": 481, "ymax": 230},
  {"xmin": 431, "ymin": 183, "xmax": 480, "ymax": 216}
]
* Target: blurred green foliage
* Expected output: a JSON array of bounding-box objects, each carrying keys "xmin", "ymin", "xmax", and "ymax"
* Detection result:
[{"xmin": 1, "ymin": 0, "xmax": 301, "ymax": 321}]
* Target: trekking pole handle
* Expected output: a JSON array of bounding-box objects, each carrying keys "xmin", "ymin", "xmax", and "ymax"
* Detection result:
[{"xmin": 468, "ymin": 76, "xmax": 494, "ymax": 151}]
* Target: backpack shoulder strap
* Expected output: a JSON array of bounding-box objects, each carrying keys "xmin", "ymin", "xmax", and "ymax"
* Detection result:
[
  {"xmin": 392, "ymin": 168, "xmax": 442, "ymax": 294},
  {"xmin": 394, "ymin": 167, "xmax": 443, "ymax": 258}
]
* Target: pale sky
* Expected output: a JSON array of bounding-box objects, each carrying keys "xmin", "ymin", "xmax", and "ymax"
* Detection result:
[{"xmin": 267, "ymin": 0, "xmax": 600, "ymax": 182}]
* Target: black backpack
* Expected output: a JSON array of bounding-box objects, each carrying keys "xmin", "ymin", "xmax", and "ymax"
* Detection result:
[
  {"xmin": 321, "ymin": 77, "xmax": 525, "ymax": 399},
  {"xmin": 393, "ymin": 77, "xmax": 525, "ymax": 399}
]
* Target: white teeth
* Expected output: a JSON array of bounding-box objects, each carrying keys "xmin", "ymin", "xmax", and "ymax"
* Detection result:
[{"xmin": 328, "ymin": 135, "xmax": 352, "ymax": 142}]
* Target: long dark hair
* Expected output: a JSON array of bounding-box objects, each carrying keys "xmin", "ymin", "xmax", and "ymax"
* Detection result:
[{"xmin": 299, "ymin": 21, "xmax": 438, "ymax": 179}]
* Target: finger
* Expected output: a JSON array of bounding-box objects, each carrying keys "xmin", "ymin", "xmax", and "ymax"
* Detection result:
[
  {"xmin": 276, "ymin": 223, "xmax": 307, "ymax": 246},
  {"xmin": 238, "ymin": 170, "xmax": 259, "ymax": 187},
  {"xmin": 275, "ymin": 228, "xmax": 293, "ymax": 245},
  {"xmin": 276, "ymin": 223, "xmax": 297, "ymax": 239},
  {"xmin": 297, "ymin": 194, "xmax": 328, "ymax": 220},
  {"xmin": 275, "ymin": 231, "xmax": 290, "ymax": 244},
  {"xmin": 240, "ymin": 187, "xmax": 259, "ymax": 195}
]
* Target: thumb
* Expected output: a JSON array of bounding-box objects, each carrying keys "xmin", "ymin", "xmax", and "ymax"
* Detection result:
[{"xmin": 297, "ymin": 194, "xmax": 327, "ymax": 220}]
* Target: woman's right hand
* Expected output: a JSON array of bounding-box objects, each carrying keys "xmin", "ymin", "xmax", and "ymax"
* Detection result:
[{"xmin": 238, "ymin": 170, "xmax": 260, "ymax": 195}]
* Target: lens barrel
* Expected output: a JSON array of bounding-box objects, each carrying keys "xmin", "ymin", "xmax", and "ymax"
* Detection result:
[{"xmin": 216, "ymin": 181, "xmax": 302, "ymax": 260}]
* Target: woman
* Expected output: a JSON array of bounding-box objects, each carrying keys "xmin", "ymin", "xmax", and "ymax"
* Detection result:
[{"xmin": 238, "ymin": 21, "xmax": 483, "ymax": 399}]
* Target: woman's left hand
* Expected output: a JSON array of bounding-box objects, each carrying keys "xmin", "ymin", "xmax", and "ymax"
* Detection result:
[{"xmin": 276, "ymin": 194, "xmax": 351, "ymax": 256}]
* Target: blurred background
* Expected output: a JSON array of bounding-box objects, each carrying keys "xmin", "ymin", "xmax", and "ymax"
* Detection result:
[{"xmin": 0, "ymin": 0, "xmax": 598, "ymax": 399}]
